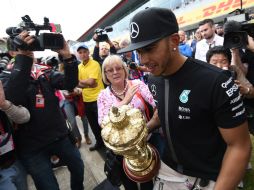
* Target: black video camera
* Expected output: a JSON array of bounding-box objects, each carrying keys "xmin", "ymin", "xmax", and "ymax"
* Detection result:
[
  {"xmin": 224, "ymin": 11, "xmax": 254, "ymax": 49},
  {"xmin": 94, "ymin": 26, "xmax": 113, "ymax": 42},
  {"xmin": 6, "ymin": 15, "xmax": 64, "ymax": 51}
]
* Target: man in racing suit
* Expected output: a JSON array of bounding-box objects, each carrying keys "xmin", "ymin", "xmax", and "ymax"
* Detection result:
[{"xmin": 118, "ymin": 7, "xmax": 251, "ymax": 190}]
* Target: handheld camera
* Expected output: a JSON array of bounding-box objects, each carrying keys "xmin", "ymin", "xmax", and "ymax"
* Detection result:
[
  {"xmin": 94, "ymin": 26, "xmax": 113, "ymax": 42},
  {"xmin": 224, "ymin": 11, "xmax": 254, "ymax": 49},
  {"xmin": 6, "ymin": 15, "xmax": 64, "ymax": 51}
]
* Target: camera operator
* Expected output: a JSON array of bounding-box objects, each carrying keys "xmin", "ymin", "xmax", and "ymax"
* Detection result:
[
  {"xmin": 92, "ymin": 33, "xmax": 117, "ymax": 66},
  {"xmin": 206, "ymin": 46, "xmax": 253, "ymax": 96},
  {"xmin": 0, "ymin": 80, "xmax": 30, "ymax": 190},
  {"xmin": 3, "ymin": 31, "xmax": 84, "ymax": 190},
  {"xmin": 224, "ymin": 19, "xmax": 254, "ymax": 135}
]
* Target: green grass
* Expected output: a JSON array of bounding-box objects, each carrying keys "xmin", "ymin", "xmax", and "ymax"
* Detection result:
[{"xmin": 239, "ymin": 135, "xmax": 254, "ymax": 190}]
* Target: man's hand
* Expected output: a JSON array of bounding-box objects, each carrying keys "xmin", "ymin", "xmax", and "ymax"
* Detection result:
[
  {"xmin": 147, "ymin": 109, "xmax": 161, "ymax": 133},
  {"xmin": 247, "ymin": 35, "xmax": 254, "ymax": 53},
  {"xmin": 55, "ymin": 39, "xmax": 72, "ymax": 59},
  {"xmin": 15, "ymin": 31, "xmax": 34, "ymax": 59},
  {"xmin": 78, "ymin": 79, "xmax": 97, "ymax": 88},
  {"xmin": 93, "ymin": 34, "xmax": 100, "ymax": 47},
  {"xmin": 93, "ymin": 34, "xmax": 98, "ymax": 41}
]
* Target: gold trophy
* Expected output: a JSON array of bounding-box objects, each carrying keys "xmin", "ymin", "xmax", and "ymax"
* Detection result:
[{"xmin": 101, "ymin": 105, "xmax": 160, "ymax": 182}]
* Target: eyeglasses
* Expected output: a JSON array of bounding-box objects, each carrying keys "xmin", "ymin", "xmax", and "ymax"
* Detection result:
[{"xmin": 105, "ymin": 67, "xmax": 124, "ymax": 74}]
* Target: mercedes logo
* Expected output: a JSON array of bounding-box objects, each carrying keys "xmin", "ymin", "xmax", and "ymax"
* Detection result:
[
  {"xmin": 151, "ymin": 84, "xmax": 156, "ymax": 96},
  {"xmin": 130, "ymin": 22, "xmax": 139, "ymax": 39}
]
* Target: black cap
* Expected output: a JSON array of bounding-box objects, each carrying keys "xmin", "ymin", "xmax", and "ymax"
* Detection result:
[{"xmin": 118, "ymin": 7, "xmax": 179, "ymax": 53}]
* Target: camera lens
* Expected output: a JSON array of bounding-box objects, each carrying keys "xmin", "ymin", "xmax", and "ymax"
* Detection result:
[{"xmin": 232, "ymin": 35, "xmax": 241, "ymax": 44}]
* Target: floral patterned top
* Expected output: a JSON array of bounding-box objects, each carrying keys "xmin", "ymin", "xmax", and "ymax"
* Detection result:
[{"xmin": 97, "ymin": 79, "xmax": 156, "ymax": 126}]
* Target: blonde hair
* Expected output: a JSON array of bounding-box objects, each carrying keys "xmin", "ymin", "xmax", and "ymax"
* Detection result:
[{"xmin": 102, "ymin": 55, "xmax": 129, "ymax": 85}]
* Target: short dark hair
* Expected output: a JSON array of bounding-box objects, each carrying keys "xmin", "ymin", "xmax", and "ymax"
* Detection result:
[
  {"xmin": 199, "ymin": 19, "xmax": 214, "ymax": 27},
  {"xmin": 206, "ymin": 46, "xmax": 232, "ymax": 64}
]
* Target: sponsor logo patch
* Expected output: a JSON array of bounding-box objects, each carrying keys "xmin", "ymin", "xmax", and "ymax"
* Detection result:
[{"xmin": 179, "ymin": 90, "xmax": 191, "ymax": 103}]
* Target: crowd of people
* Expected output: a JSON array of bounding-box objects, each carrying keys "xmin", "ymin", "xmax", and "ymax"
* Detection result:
[{"xmin": 0, "ymin": 5, "xmax": 254, "ymax": 190}]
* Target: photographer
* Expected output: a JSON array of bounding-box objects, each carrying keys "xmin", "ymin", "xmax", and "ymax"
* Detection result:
[
  {"xmin": 92, "ymin": 32, "xmax": 117, "ymax": 66},
  {"xmin": 224, "ymin": 19, "xmax": 254, "ymax": 135},
  {"xmin": 3, "ymin": 31, "xmax": 84, "ymax": 190}
]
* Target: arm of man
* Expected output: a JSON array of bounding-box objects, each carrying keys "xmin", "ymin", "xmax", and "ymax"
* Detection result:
[
  {"xmin": 214, "ymin": 122, "xmax": 251, "ymax": 190},
  {"xmin": 147, "ymin": 109, "xmax": 161, "ymax": 133},
  {"xmin": 92, "ymin": 34, "xmax": 102, "ymax": 63},
  {"xmin": 50, "ymin": 41, "xmax": 79, "ymax": 91},
  {"xmin": 231, "ymin": 48, "xmax": 248, "ymax": 75},
  {"xmin": 5, "ymin": 31, "xmax": 34, "ymax": 105},
  {"xmin": 107, "ymin": 40, "xmax": 117, "ymax": 54},
  {"xmin": 247, "ymin": 35, "xmax": 254, "ymax": 53},
  {"xmin": 0, "ymin": 81, "xmax": 30, "ymax": 124},
  {"xmin": 2, "ymin": 102, "xmax": 30, "ymax": 124},
  {"xmin": 78, "ymin": 78, "xmax": 97, "ymax": 88}
]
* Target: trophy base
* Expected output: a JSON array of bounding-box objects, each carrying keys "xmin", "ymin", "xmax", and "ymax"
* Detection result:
[{"xmin": 123, "ymin": 145, "xmax": 160, "ymax": 183}]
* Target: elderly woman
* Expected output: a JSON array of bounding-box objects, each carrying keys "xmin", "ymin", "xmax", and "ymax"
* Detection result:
[
  {"xmin": 98, "ymin": 55, "xmax": 158, "ymax": 130},
  {"xmin": 97, "ymin": 55, "xmax": 160, "ymax": 190}
]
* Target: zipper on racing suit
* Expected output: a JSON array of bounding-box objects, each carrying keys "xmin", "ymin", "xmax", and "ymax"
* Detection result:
[{"xmin": 164, "ymin": 79, "xmax": 183, "ymax": 172}]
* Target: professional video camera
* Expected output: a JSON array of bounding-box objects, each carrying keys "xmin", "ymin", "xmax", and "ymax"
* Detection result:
[
  {"xmin": 223, "ymin": 10, "xmax": 254, "ymax": 49},
  {"xmin": 6, "ymin": 15, "xmax": 64, "ymax": 51},
  {"xmin": 94, "ymin": 26, "xmax": 113, "ymax": 42}
]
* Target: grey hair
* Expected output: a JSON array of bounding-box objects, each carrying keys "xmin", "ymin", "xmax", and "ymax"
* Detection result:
[{"xmin": 102, "ymin": 55, "xmax": 129, "ymax": 85}]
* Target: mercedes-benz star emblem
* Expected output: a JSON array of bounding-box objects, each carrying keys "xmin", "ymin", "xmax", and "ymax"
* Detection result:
[
  {"xmin": 130, "ymin": 22, "xmax": 139, "ymax": 39},
  {"xmin": 151, "ymin": 84, "xmax": 157, "ymax": 96}
]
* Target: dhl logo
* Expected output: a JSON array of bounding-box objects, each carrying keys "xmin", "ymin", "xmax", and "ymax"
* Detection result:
[{"xmin": 177, "ymin": 0, "xmax": 254, "ymax": 27}]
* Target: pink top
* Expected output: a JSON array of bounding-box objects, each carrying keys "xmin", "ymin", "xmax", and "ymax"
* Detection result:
[{"xmin": 97, "ymin": 79, "xmax": 156, "ymax": 126}]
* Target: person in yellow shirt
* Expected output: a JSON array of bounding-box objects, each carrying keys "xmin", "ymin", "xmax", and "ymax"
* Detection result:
[{"xmin": 77, "ymin": 44, "xmax": 105, "ymax": 151}]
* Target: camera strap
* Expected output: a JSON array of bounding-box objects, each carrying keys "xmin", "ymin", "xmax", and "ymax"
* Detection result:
[{"xmin": 31, "ymin": 63, "xmax": 51, "ymax": 109}]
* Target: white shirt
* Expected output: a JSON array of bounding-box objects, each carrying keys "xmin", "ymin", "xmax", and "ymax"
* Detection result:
[{"xmin": 195, "ymin": 34, "xmax": 224, "ymax": 62}]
